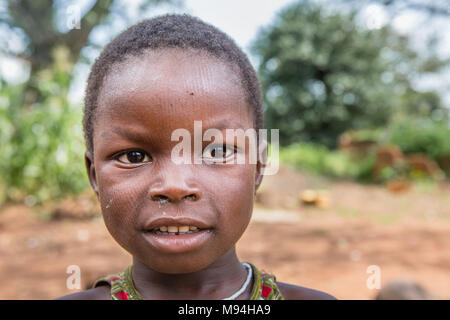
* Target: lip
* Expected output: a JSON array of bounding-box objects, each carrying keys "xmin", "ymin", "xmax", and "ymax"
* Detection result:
[
  {"xmin": 141, "ymin": 216, "xmax": 214, "ymax": 253},
  {"xmin": 142, "ymin": 229, "xmax": 213, "ymax": 253},
  {"xmin": 143, "ymin": 216, "xmax": 212, "ymax": 231}
]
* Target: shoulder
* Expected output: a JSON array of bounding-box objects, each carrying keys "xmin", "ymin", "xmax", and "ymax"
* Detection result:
[
  {"xmin": 55, "ymin": 286, "xmax": 111, "ymax": 300},
  {"xmin": 276, "ymin": 281, "xmax": 337, "ymax": 300}
]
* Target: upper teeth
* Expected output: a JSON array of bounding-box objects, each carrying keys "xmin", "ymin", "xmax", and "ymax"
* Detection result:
[{"xmin": 158, "ymin": 225, "xmax": 198, "ymax": 233}]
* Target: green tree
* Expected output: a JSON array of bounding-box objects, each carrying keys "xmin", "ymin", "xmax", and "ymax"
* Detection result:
[
  {"xmin": 252, "ymin": 1, "xmax": 448, "ymax": 148},
  {"xmin": 0, "ymin": 64, "xmax": 88, "ymax": 205},
  {"xmin": 343, "ymin": 0, "xmax": 450, "ymax": 17},
  {"xmin": 0, "ymin": 0, "xmax": 181, "ymax": 106}
]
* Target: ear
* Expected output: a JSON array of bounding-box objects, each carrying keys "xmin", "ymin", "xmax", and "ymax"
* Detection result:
[
  {"xmin": 254, "ymin": 139, "xmax": 267, "ymax": 194},
  {"xmin": 85, "ymin": 150, "xmax": 99, "ymax": 197}
]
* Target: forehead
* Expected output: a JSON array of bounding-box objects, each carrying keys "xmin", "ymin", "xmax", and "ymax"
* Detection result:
[{"xmin": 96, "ymin": 49, "xmax": 252, "ymax": 133}]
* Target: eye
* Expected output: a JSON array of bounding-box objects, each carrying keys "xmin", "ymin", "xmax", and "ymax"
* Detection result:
[
  {"xmin": 202, "ymin": 144, "xmax": 235, "ymax": 162},
  {"xmin": 116, "ymin": 150, "xmax": 151, "ymax": 164}
]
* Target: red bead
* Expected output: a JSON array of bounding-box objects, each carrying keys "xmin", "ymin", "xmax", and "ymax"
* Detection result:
[
  {"xmin": 116, "ymin": 291, "xmax": 129, "ymax": 300},
  {"xmin": 261, "ymin": 285, "xmax": 272, "ymax": 298}
]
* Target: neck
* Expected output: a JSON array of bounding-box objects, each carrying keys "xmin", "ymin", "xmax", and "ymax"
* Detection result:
[{"xmin": 131, "ymin": 247, "xmax": 252, "ymax": 299}]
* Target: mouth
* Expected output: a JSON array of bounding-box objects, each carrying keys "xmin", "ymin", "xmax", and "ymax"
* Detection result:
[
  {"xmin": 143, "ymin": 216, "xmax": 213, "ymax": 233},
  {"xmin": 149, "ymin": 225, "xmax": 206, "ymax": 235},
  {"xmin": 142, "ymin": 217, "xmax": 214, "ymax": 253}
]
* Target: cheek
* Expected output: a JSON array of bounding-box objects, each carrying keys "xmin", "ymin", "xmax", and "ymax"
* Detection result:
[
  {"xmin": 212, "ymin": 164, "xmax": 256, "ymax": 238},
  {"xmin": 96, "ymin": 170, "xmax": 144, "ymax": 248}
]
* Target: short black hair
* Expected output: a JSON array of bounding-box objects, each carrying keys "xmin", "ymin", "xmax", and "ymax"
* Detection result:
[{"xmin": 83, "ymin": 13, "xmax": 263, "ymax": 153}]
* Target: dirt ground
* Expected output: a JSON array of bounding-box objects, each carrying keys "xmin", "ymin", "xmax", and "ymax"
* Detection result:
[{"xmin": 0, "ymin": 166, "xmax": 449, "ymax": 300}]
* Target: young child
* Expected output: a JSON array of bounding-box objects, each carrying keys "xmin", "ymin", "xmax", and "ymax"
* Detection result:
[{"xmin": 59, "ymin": 14, "xmax": 336, "ymax": 300}]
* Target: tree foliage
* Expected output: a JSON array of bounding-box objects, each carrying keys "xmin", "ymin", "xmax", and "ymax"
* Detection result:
[
  {"xmin": 252, "ymin": 1, "xmax": 448, "ymax": 148},
  {"xmin": 0, "ymin": 57, "xmax": 88, "ymax": 205},
  {"xmin": 344, "ymin": 0, "xmax": 450, "ymax": 17},
  {"xmin": 1, "ymin": 0, "xmax": 180, "ymax": 106}
]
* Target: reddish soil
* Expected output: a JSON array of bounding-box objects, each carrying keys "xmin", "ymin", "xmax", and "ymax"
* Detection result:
[{"xmin": 0, "ymin": 166, "xmax": 449, "ymax": 299}]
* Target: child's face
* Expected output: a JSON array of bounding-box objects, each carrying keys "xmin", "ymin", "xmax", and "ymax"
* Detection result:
[{"xmin": 86, "ymin": 49, "xmax": 263, "ymax": 274}]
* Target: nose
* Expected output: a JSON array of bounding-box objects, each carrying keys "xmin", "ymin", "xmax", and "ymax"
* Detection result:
[{"xmin": 148, "ymin": 166, "xmax": 202, "ymax": 203}]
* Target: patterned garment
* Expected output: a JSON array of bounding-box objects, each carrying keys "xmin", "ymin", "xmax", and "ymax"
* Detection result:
[{"xmin": 93, "ymin": 262, "xmax": 284, "ymax": 300}]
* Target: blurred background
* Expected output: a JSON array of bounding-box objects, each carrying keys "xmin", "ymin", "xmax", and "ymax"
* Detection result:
[{"xmin": 0, "ymin": 0, "xmax": 449, "ymax": 299}]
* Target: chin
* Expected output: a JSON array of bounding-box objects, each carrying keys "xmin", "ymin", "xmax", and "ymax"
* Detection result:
[{"xmin": 145, "ymin": 256, "xmax": 216, "ymax": 274}]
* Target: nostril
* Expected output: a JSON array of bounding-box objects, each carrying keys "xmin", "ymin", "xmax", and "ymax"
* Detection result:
[
  {"xmin": 151, "ymin": 194, "xmax": 169, "ymax": 202},
  {"xmin": 183, "ymin": 194, "xmax": 198, "ymax": 201},
  {"xmin": 149, "ymin": 188, "xmax": 201, "ymax": 203}
]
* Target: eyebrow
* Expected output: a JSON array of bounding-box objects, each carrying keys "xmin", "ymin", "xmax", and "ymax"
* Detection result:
[
  {"xmin": 101, "ymin": 128, "xmax": 152, "ymax": 144},
  {"xmin": 205, "ymin": 118, "xmax": 247, "ymax": 131},
  {"xmin": 101, "ymin": 118, "xmax": 249, "ymax": 142}
]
